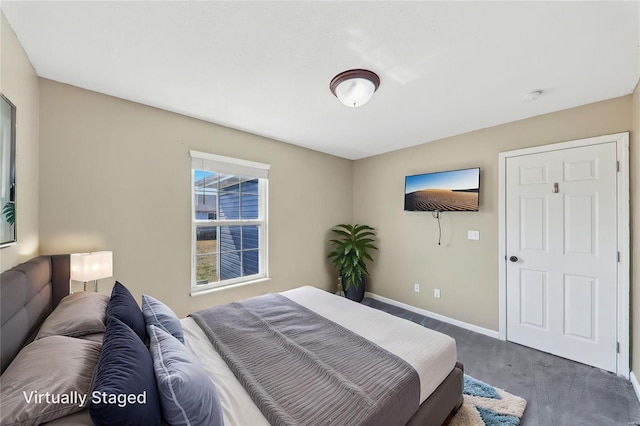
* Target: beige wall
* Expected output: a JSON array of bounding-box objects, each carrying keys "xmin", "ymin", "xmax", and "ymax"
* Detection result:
[
  {"xmin": 0, "ymin": 13, "xmax": 39, "ymax": 272},
  {"xmin": 632, "ymin": 80, "xmax": 640, "ymax": 373},
  {"xmin": 353, "ymin": 96, "xmax": 632, "ymax": 331},
  {"xmin": 38, "ymin": 79, "xmax": 352, "ymax": 317}
]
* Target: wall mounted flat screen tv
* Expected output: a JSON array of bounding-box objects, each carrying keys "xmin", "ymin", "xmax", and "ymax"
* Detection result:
[{"xmin": 404, "ymin": 167, "xmax": 480, "ymax": 212}]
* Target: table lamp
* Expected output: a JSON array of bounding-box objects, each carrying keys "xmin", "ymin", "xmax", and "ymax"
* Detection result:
[{"xmin": 70, "ymin": 251, "xmax": 113, "ymax": 292}]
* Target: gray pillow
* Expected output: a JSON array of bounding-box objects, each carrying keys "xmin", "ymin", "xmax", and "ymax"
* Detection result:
[
  {"xmin": 149, "ymin": 325, "xmax": 224, "ymax": 426},
  {"xmin": 142, "ymin": 294, "xmax": 184, "ymax": 343},
  {"xmin": 0, "ymin": 335, "xmax": 102, "ymax": 426},
  {"xmin": 78, "ymin": 333, "xmax": 105, "ymax": 343},
  {"xmin": 36, "ymin": 292, "xmax": 109, "ymax": 339}
]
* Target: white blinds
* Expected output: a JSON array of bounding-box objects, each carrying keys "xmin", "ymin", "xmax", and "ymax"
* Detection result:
[{"xmin": 190, "ymin": 150, "xmax": 270, "ymax": 179}]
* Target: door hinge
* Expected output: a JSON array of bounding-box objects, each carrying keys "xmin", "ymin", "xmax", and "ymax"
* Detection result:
[
  {"xmin": 618, "ymin": 251, "xmax": 621, "ymax": 262},
  {"xmin": 617, "ymin": 342, "xmax": 620, "ymax": 353},
  {"xmin": 617, "ymin": 161, "xmax": 620, "ymax": 172}
]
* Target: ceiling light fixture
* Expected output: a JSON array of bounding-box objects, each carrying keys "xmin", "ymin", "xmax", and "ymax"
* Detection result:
[
  {"xmin": 521, "ymin": 90, "xmax": 543, "ymax": 102},
  {"xmin": 330, "ymin": 69, "xmax": 380, "ymax": 108}
]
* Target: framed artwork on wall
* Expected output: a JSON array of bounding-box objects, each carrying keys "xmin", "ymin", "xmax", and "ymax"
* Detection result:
[{"xmin": 0, "ymin": 94, "xmax": 16, "ymax": 247}]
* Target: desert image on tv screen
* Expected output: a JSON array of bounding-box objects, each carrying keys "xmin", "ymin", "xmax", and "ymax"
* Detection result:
[{"xmin": 404, "ymin": 168, "xmax": 479, "ymax": 211}]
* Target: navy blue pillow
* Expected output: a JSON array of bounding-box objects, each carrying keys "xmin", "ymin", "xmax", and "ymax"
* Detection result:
[
  {"xmin": 106, "ymin": 281, "xmax": 146, "ymax": 342},
  {"xmin": 89, "ymin": 317, "xmax": 161, "ymax": 426}
]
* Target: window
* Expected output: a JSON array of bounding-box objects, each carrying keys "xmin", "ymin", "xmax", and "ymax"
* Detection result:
[{"xmin": 190, "ymin": 151, "xmax": 269, "ymax": 294}]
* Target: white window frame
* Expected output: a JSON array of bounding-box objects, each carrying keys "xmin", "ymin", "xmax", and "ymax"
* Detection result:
[{"xmin": 190, "ymin": 150, "xmax": 269, "ymax": 295}]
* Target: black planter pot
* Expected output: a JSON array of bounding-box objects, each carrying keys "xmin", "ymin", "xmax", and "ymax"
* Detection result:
[{"xmin": 342, "ymin": 276, "xmax": 365, "ymax": 302}]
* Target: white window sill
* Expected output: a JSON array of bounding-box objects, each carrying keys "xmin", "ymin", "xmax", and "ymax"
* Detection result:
[{"xmin": 190, "ymin": 277, "xmax": 271, "ymax": 297}]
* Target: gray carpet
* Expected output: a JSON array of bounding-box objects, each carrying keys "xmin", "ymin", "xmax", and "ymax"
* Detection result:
[{"xmin": 362, "ymin": 297, "xmax": 640, "ymax": 426}]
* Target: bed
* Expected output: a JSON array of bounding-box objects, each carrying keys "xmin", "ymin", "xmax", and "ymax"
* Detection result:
[{"xmin": 0, "ymin": 255, "xmax": 463, "ymax": 426}]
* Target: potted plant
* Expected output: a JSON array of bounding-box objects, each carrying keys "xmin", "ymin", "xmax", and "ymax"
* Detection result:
[{"xmin": 327, "ymin": 224, "xmax": 378, "ymax": 302}]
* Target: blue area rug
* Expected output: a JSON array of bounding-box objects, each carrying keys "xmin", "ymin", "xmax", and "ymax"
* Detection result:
[{"xmin": 450, "ymin": 375, "xmax": 527, "ymax": 426}]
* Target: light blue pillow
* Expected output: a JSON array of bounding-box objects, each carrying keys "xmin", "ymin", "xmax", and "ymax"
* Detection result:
[
  {"xmin": 142, "ymin": 294, "xmax": 184, "ymax": 343},
  {"xmin": 149, "ymin": 325, "xmax": 224, "ymax": 426}
]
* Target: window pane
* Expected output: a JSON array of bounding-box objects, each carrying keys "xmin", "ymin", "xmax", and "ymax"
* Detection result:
[
  {"xmin": 219, "ymin": 192, "xmax": 240, "ymax": 219},
  {"xmin": 194, "ymin": 170, "xmax": 218, "ymax": 221},
  {"xmin": 217, "ymin": 226, "xmax": 261, "ymax": 280},
  {"xmin": 219, "ymin": 226, "xmax": 241, "ymax": 252},
  {"xmin": 242, "ymin": 250, "xmax": 259, "ymax": 275},
  {"xmin": 196, "ymin": 226, "xmax": 218, "ymax": 284},
  {"xmin": 196, "ymin": 226, "xmax": 218, "ymax": 251},
  {"xmin": 195, "ymin": 254, "xmax": 217, "ymax": 285},
  {"xmin": 219, "ymin": 175, "xmax": 240, "ymax": 192},
  {"xmin": 241, "ymin": 178, "xmax": 258, "ymax": 194},
  {"xmin": 242, "ymin": 226, "xmax": 259, "ymax": 250},
  {"xmin": 220, "ymin": 252, "xmax": 241, "ymax": 280},
  {"xmin": 240, "ymin": 194, "xmax": 259, "ymax": 219}
]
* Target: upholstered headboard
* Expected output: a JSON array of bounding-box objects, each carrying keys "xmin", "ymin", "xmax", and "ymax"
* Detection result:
[{"xmin": 0, "ymin": 255, "xmax": 71, "ymax": 373}]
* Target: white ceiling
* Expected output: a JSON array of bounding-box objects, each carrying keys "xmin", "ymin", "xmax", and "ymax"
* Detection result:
[{"xmin": 2, "ymin": 1, "xmax": 639, "ymax": 160}]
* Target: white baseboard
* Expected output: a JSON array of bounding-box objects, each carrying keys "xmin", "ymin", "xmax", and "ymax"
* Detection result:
[
  {"xmin": 365, "ymin": 292, "xmax": 500, "ymax": 339},
  {"xmin": 630, "ymin": 371, "xmax": 640, "ymax": 404}
]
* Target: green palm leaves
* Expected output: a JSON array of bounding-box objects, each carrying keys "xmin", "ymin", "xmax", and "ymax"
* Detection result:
[
  {"xmin": 327, "ymin": 224, "xmax": 378, "ymax": 291},
  {"xmin": 2, "ymin": 201, "xmax": 14, "ymax": 225}
]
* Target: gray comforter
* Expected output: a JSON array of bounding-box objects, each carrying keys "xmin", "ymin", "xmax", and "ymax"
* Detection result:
[{"xmin": 191, "ymin": 293, "xmax": 420, "ymax": 426}]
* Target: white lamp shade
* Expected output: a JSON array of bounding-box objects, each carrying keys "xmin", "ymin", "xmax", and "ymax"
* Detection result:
[
  {"xmin": 70, "ymin": 251, "xmax": 113, "ymax": 282},
  {"xmin": 334, "ymin": 78, "xmax": 377, "ymax": 108}
]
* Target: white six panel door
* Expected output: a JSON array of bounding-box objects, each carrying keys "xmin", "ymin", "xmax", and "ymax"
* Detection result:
[{"xmin": 506, "ymin": 142, "xmax": 618, "ymax": 372}]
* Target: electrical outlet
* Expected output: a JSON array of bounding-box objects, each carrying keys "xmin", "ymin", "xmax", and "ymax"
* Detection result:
[
  {"xmin": 468, "ymin": 230, "xmax": 480, "ymax": 240},
  {"xmin": 434, "ymin": 288, "xmax": 441, "ymax": 299},
  {"xmin": 414, "ymin": 283, "xmax": 420, "ymax": 292}
]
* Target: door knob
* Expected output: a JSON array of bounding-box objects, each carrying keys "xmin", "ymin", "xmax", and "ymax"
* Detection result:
[{"xmin": 509, "ymin": 256, "xmax": 518, "ymax": 262}]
